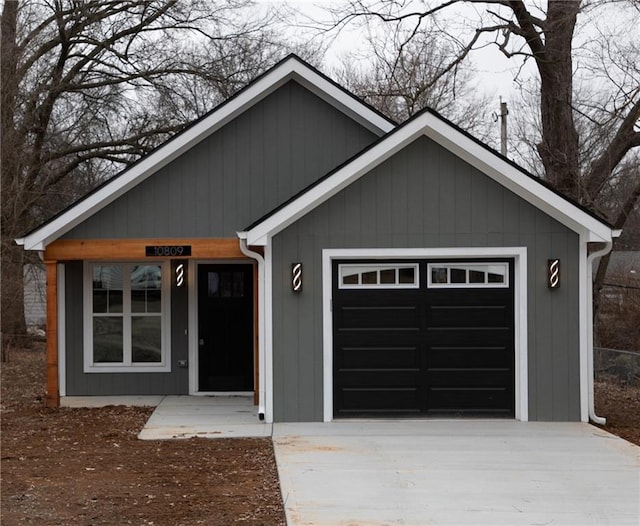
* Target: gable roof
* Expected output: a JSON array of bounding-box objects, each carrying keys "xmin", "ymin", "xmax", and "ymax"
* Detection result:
[
  {"xmin": 242, "ymin": 106, "xmax": 619, "ymax": 245},
  {"xmin": 17, "ymin": 54, "xmax": 395, "ymax": 251}
]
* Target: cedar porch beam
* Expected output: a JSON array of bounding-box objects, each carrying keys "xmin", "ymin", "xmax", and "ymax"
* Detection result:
[
  {"xmin": 44, "ymin": 238, "xmax": 247, "ymax": 261},
  {"xmin": 45, "ymin": 260, "xmax": 60, "ymax": 408}
]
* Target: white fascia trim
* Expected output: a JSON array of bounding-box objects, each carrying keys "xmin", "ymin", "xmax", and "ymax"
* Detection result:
[
  {"xmin": 246, "ymin": 112, "xmax": 615, "ymax": 246},
  {"xmin": 322, "ymin": 247, "xmax": 529, "ymax": 422},
  {"xmin": 18, "ymin": 58, "xmax": 392, "ymax": 252}
]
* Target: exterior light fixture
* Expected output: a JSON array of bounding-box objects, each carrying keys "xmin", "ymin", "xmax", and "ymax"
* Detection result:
[
  {"xmin": 175, "ymin": 263, "xmax": 185, "ymax": 288},
  {"xmin": 292, "ymin": 263, "xmax": 303, "ymax": 293},
  {"xmin": 548, "ymin": 259, "xmax": 560, "ymax": 289}
]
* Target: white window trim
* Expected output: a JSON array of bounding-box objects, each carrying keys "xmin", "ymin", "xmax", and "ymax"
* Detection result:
[
  {"xmin": 322, "ymin": 247, "xmax": 528, "ymax": 422},
  {"xmin": 83, "ymin": 261, "xmax": 171, "ymax": 373},
  {"xmin": 427, "ymin": 262, "xmax": 510, "ymax": 288},
  {"xmin": 338, "ymin": 263, "xmax": 420, "ymax": 289}
]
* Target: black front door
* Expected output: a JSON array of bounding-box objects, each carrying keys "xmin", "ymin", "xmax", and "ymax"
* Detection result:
[{"xmin": 197, "ymin": 264, "xmax": 254, "ymax": 392}]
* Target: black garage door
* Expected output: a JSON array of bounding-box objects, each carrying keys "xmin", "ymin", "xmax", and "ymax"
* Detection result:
[{"xmin": 333, "ymin": 260, "xmax": 515, "ymax": 418}]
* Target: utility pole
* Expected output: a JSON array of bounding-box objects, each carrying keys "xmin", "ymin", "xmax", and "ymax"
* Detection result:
[{"xmin": 499, "ymin": 97, "xmax": 508, "ymax": 157}]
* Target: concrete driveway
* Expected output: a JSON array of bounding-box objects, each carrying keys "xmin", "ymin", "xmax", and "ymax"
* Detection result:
[{"xmin": 272, "ymin": 420, "xmax": 639, "ymax": 526}]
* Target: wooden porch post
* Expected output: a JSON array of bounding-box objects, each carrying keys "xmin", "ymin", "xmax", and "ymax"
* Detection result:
[{"xmin": 45, "ymin": 260, "xmax": 60, "ymax": 407}]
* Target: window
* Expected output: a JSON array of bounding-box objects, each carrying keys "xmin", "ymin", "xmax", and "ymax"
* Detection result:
[
  {"xmin": 339, "ymin": 264, "xmax": 419, "ymax": 289},
  {"xmin": 427, "ymin": 263, "xmax": 508, "ymax": 288},
  {"xmin": 85, "ymin": 262, "xmax": 170, "ymax": 372}
]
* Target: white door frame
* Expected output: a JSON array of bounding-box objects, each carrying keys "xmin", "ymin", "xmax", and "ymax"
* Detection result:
[
  {"xmin": 322, "ymin": 247, "xmax": 529, "ymax": 422},
  {"xmin": 188, "ymin": 259, "xmax": 256, "ymax": 396}
]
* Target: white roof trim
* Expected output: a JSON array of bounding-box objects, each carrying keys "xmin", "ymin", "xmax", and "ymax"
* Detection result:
[
  {"xmin": 245, "ymin": 111, "xmax": 616, "ymax": 246},
  {"xmin": 17, "ymin": 56, "xmax": 394, "ymax": 251}
]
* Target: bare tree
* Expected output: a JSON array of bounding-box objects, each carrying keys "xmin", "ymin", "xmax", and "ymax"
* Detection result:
[
  {"xmin": 0, "ymin": 0, "xmax": 303, "ymax": 348},
  {"xmin": 332, "ymin": 26, "xmax": 494, "ymax": 143},
  {"xmin": 328, "ymin": 0, "xmax": 640, "ymax": 320}
]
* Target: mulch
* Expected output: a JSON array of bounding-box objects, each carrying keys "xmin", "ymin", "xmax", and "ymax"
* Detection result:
[{"xmin": 1, "ymin": 344, "xmax": 286, "ymax": 525}]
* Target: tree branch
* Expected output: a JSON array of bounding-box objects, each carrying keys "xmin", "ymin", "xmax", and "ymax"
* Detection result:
[{"xmin": 585, "ymin": 97, "xmax": 640, "ymax": 198}]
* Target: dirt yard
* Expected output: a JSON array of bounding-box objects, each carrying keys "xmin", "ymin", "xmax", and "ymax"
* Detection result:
[
  {"xmin": 1, "ymin": 344, "xmax": 285, "ymax": 525},
  {"xmin": 2, "ymin": 345, "xmax": 639, "ymax": 525}
]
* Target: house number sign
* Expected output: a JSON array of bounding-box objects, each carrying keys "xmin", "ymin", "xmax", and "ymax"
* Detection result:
[{"xmin": 145, "ymin": 245, "xmax": 192, "ymax": 257}]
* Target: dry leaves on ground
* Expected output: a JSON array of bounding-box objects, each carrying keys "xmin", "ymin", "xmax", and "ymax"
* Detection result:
[{"xmin": 1, "ymin": 345, "xmax": 285, "ymax": 526}]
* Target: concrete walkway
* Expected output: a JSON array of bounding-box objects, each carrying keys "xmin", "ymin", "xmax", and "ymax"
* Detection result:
[
  {"xmin": 273, "ymin": 421, "xmax": 640, "ymax": 526},
  {"xmin": 138, "ymin": 395, "xmax": 272, "ymax": 439}
]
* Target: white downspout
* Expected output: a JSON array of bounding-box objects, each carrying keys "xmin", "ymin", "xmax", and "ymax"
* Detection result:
[
  {"xmin": 237, "ymin": 233, "xmax": 267, "ymax": 421},
  {"xmin": 586, "ymin": 239, "xmax": 613, "ymax": 425}
]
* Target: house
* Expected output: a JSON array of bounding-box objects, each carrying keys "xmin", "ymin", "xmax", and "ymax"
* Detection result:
[
  {"xmin": 24, "ymin": 264, "xmax": 46, "ymax": 327},
  {"xmin": 17, "ymin": 55, "xmax": 619, "ymax": 424}
]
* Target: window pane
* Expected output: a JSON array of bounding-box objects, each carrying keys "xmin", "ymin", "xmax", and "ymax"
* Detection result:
[
  {"xmin": 208, "ymin": 272, "xmax": 220, "ymax": 297},
  {"xmin": 488, "ymin": 273, "xmax": 505, "ymax": 283},
  {"xmin": 131, "ymin": 316, "xmax": 161, "ymax": 363},
  {"xmin": 93, "ymin": 317, "xmax": 123, "ymax": 363},
  {"xmin": 221, "ymin": 272, "xmax": 233, "ymax": 297},
  {"xmin": 108, "ymin": 290, "xmax": 123, "ymax": 313},
  {"xmin": 131, "ymin": 289, "xmax": 146, "ymax": 313},
  {"xmin": 146, "ymin": 289, "xmax": 162, "ymax": 313},
  {"xmin": 380, "ymin": 269, "xmax": 396, "ymax": 284},
  {"xmin": 469, "ymin": 270, "xmax": 485, "ymax": 284},
  {"xmin": 362, "ymin": 271, "xmax": 377, "ymax": 284},
  {"xmin": 398, "ymin": 267, "xmax": 415, "ymax": 284},
  {"xmin": 232, "ymin": 272, "xmax": 245, "ymax": 297},
  {"xmin": 342, "ymin": 273, "xmax": 359, "ymax": 285},
  {"xmin": 431, "ymin": 267, "xmax": 448, "ymax": 284},
  {"xmin": 450, "ymin": 268, "xmax": 466, "ymax": 283},
  {"xmin": 131, "ymin": 265, "xmax": 161, "ymax": 312},
  {"xmin": 93, "ymin": 265, "xmax": 123, "ymax": 313},
  {"xmin": 93, "ymin": 290, "xmax": 108, "ymax": 313}
]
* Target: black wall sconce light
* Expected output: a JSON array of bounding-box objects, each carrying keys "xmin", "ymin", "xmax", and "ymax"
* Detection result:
[
  {"xmin": 292, "ymin": 263, "xmax": 303, "ymax": 293},
  {"xmin": 175, "ymin": 263, "xmax": 186, "ymax": 288},
  {"xmin": 548, "ymin": 259, "xmax": 560, "ymax": 289}
]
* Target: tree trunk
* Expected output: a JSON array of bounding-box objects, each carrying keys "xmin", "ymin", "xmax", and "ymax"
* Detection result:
[
  {"xmin": 1, "ymin": 240, "xmax": 27, "ymax": 353},
  {"xmin": 593, "ymin": 180, "xmax": 640, "ymax": 325},
  {"xmin": 536, "ymin": 1, "xmax": 582, "ymax": 201},
  {"xmin": 1, "ymin": 1, "xmax": 28, "ymax": 353}
]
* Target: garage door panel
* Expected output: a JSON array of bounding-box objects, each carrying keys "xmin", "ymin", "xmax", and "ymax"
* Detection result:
[
  {"xmin": 337, "ymin": 368, "xmax": 420, "ymax": 386},
  {"xmin": 338, "ymin": 388, "xmax": 421, "ymax": 415},
  {"xmin": 427, "ymin": 387, "xmax": 512, "ymax": 415},
  {"xmin": 427, "ymin": 346, "xmax": 510, "ymax": 368},
  {"xmin": 338, "ymin": 346, "xmax": 421, "ymax": 369},
  {"xmin": 428, "ymin": 305, "xmax": 511, "ymax": 328},
  {"xmin": 337, "ymin": 305, "xmax": 420, "ymax": 330},
  {"xmin": 426, "ymin": 368, "xmax": 512, "ymax": 387},
  {"xmin": 427, "ymin": 328, "xmax": 512, "ymax": 346}
]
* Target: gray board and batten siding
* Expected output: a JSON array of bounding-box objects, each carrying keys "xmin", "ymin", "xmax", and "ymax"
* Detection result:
[
  {"xmin": 61, "ymin": 80, "xmax": 381, "ymax": 395},
  {"xmin": 271, "ymin": 136, "xmax": 580, "ymax": 423},
  {"xmin": 63, "ymin": 80, "xmax": 380, "ymax": 240}
]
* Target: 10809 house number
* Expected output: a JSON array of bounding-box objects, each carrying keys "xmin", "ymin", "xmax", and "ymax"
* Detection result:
[{"xmin": 145, "ymin": 245, "xmax": 192, "ymax": 257}]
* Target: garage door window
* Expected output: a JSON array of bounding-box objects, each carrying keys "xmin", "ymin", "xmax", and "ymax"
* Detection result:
[
  {"xmin": 339, "ymin": 264, "xmax": 419, "ymax": 289},
  {"xmin": 428, "ymin": 263, "xmax": 508, "ymax": 288}
]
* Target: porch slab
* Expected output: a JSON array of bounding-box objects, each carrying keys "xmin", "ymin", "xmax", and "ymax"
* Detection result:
[{"xmin": 138, "ymin": 395, "xmax": 272, "ymax": 440}]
